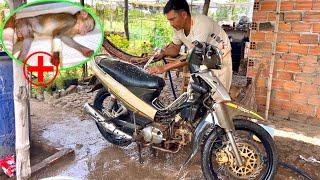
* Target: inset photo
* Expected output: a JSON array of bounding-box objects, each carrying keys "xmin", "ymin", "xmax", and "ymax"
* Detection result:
[{"xmin": 1, "ymin": 0, "xmax": 103, "ymax": 70}]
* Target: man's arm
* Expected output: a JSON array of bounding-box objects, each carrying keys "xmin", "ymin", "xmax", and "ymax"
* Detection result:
[
  {"xmin": 147, "ymin": 59, "xmax": 187, "ymax": 74},
  {"xmin": 147, "ymin": 43, "xmax": 185, "ymax": 74},
  {"xmin": 163, "ymin": 43, "xmax": 181, "ymax": 57},
  {"xmin": 164, "ymin": 59, "xmax": 188, "ymax": 71},
  {"xmin": 155, "ymin": 42, "xmax": 181, "ymax": 60}
]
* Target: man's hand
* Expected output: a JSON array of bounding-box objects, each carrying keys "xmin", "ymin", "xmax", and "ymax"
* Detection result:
[
  {"xmin": 153, "ymin": 49, "xmax": 165, "ymax": 61},
  {"xmin": 217, "ymin": 42, "xmax": 224, "ymax": 50},
  {"xmin": 81, "ymin": 47, "xmax": 94, "ymax": 57},
  {"xmin": 147, "ymin": 66, "xmax": 166, "ymax": 74}
]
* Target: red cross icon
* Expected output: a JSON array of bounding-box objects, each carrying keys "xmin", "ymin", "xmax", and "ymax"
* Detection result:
[
  {"xmin": 27, "ymin": 55, "xmax": 54, "ymax": 82},
  {"xmin": 23, "ymin": 51, "xmax": 59, "ymax": 87}
]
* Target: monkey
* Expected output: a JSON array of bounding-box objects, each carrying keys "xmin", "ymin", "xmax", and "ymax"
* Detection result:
[{"xmin": 6, "ymin": 10, "xmax": 95, "ymax": 63}]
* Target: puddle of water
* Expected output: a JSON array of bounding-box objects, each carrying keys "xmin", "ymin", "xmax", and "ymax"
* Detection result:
[
  {"xmin": 39, "ymin": 115, "xmax": 320, "ymax": 180},
  {"xmin": 39, "ymin": 116, "xmax": 199, "ymax": 179},
  {"xmin": 41, "ymin": 117, "xmax": 110, "ymax": 179}
]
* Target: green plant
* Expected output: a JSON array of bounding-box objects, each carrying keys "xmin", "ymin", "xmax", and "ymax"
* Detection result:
[
  {"xmin": 31, "ymin": 75, "xmax": 56, "ymax": 96},
  {"xmin": 213, "ymin": 0, "xmax": 251, "ymax": 22},
  {"xmin": 103, "ymin": 8, "xmax": 173, "ymax": 56},
  {"xmin": 55, "ymin": 67, "xmax": 82, "ymax": 89},
  {"xmin": 214, "ymin": 6, "xmax": 230, "ymax": 21},
  {"xmin": 0, "ymin": 3, "xmax": 9, "ymax": 28},
  {"xmin": 31, "ymin": 67, "xmax": 83, "ymax": 97},
  {"xmin": 107, "ymin": 34, "xmax": 129, "ymax": 49}
]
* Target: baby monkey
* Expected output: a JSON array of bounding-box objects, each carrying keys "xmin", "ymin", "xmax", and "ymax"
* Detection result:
[{"xmin": 6, "ymin": 10, "xmax": 95, "ymax": 63}]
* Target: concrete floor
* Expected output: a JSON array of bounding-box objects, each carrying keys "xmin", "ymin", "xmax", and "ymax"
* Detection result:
[
  {"xmin": 29, "ymin": 100, "xmax": 204, "ymax": 180},
  {"xmin": 23, "ymin": 97, "xmax": 320, "ymax": 180}
]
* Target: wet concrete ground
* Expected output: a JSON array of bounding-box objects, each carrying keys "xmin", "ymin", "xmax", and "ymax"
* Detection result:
[
  {"xmin": 25, "ymin": 98, "xmax": 320, "ymax": 180},
  {"xmin": 30, "ymin": 101, "xmax": 204, "ymax": 180}
]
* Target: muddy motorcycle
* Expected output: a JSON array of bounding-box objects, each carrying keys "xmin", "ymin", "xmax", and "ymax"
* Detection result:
[{"xmin": 84, "ymin": 41, "xmax": 278, "ymax": 179}]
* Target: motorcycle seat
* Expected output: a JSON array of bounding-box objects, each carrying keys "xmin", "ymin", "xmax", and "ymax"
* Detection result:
[{"xmin": 97, "ymin": 57, "xmax": 165, "ymax": 90}]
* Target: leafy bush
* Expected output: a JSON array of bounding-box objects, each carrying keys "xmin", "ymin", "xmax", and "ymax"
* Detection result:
[
  {"xmin": 107, "ymin": 34, "xmax": 129, "ymax": 50},
  {"xmin": 0, "ymin": 3, "xmax": 9, "ymax": 28},
  {"xmin": 102, "ymin": 8, "xmax": 173, "ymax": 56},
  {"xmin": 55, "ymin": 67, "xmax": 82, "ymax": 89},
  {"xmin": 31, "ymin": 67, "xmax": 83, "ymax": 96}
]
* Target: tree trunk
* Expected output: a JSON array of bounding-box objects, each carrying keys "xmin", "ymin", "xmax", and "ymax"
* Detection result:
[
  {"xmin": 6, "ymin": 0, "xmax": 31, "ymax": 179},
  {"xmin": 231, "ymin": 0, "xmax": 236, "ymax": 21},
  {"xmin": 203, "ymin": 0, "xmax": 210, "ymax": 15},
  {"xmin": 124, "ymin": 0, "xmax": 129, "ymax": 40},
  {"xmin": 80, "ymin": 0, "xmax": 88, "ymax": 78}
]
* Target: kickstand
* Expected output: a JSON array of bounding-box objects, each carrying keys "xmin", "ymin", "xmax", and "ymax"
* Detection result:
[
  {"xmin": 150, "ymin": 147, "xmax": 157, "ymax": 157},
  {"xmin": 138, "ymin": 143, "xmax": 144, "ymax": 164}
]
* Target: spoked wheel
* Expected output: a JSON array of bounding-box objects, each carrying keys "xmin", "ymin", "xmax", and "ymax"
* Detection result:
[
  {"xmin": 202, "ymin": 119, "xmax": 278, "ymax": 180},
  {"xmin": 93, "ymin": 88, "xmax": 132, "ymax": 146}
]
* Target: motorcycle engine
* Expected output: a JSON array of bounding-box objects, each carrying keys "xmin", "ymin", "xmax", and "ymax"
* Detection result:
[{"xmin": 141, "ymin": 126, "xmax": 164, "ymax": 144}]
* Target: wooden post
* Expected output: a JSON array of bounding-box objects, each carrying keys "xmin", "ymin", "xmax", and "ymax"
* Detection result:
[
  {"xmin": 203, "ymin": 0, "xmax": 210, "ymax": 15},
  {"xmin": 124, "ymin": 0, "xmax": 129, "ymax": 40},
  {"xmin": 80, "ymin": 0, "xmax": 88, "ymax": 79},
  {"xmin": 265, "ymin": 0, "xmax": 281, "ymax": 120},
  {"xmin": 6, "ymin": 0, "xmax": 31, "ymax": 179},
  {"xmin": 190, "ymin": 0, "xmax": 193, "ymax": 13}
]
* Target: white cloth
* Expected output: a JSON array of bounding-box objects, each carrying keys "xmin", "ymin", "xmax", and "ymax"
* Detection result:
[{"xmin": 172, "ymin": 14, "xmax": 232, "ymax": 91}]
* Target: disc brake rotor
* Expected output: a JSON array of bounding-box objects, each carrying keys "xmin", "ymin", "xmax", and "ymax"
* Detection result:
[{"xmin": 216, "ymin": 140, "xmax": 263, "ymax": 179}]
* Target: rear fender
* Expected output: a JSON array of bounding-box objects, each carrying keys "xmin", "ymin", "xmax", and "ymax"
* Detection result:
[
  {"xmin": 87, "ymin": 75, "xmax": 103, "ymax": 93},
  {"xmin": 87, "ymin": 83, "xmax": 103, "ymax": 93}
]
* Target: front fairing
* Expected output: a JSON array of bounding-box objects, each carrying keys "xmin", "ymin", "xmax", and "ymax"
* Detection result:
[{"xmin": 222, "ymin": 101, "xmax": 265, "ymax": 121}]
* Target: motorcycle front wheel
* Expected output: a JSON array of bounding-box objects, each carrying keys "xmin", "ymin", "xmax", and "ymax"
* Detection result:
[{"xmin": 201, "ymin": 119, "xmax": 278, "ymax": 180}]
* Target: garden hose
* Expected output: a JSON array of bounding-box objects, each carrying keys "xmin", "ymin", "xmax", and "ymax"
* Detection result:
[
  {"xmin": 163, "ymin": 58, "xmax": 177, "ymax": 100},
  {"xmin": 279, "ymin": 161, "xmax": 314, "ymax": 180}
]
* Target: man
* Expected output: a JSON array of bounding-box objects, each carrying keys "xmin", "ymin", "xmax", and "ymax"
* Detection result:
[{"xmin": 147, "ymin": 0, "xmax": 232, "ymax": 91}]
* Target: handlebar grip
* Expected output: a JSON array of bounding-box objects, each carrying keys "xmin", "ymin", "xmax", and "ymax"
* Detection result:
[{"xmin": 193, "ymin": 41, "xmax": 203, "ymax": 49}]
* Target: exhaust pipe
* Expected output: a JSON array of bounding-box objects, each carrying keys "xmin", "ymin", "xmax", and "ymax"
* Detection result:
[{"xmin": 83, "ymin": 103, "xmax": 132, "ymax": 140}]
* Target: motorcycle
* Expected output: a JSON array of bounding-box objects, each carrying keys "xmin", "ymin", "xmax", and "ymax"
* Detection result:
[{"xmin": 84, "ymin": 41, "xmax": 278, "ymax": 179}]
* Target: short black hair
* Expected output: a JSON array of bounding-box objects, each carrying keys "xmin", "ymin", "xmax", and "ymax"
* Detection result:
[{"xmin": 163, "ymin": 0, "xmax": 191, "ymax": 16}]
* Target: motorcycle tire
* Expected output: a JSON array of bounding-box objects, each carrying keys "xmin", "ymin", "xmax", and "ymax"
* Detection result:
[
  {"xmin": 93, "ymin": 88, "xmax": 132, "ymax": 147},
  {"xmin": 201, "ymin": 119, "xmax": 278, "ymax": 180}
]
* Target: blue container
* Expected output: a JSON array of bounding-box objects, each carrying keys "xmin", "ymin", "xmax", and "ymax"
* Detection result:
[{"xmin": 0, "ymin": 51, "xmax": 15, "ymax": 158}]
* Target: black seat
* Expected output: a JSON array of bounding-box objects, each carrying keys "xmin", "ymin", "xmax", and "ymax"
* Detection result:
[{"xmin": 97, "ymin": 57, "xmax": 165, "ymax": 90}]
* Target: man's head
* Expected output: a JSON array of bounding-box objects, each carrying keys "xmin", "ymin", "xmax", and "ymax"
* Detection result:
[{"xmin": 163, "ymin": 0, "xmax": 190, "ymax": 30}]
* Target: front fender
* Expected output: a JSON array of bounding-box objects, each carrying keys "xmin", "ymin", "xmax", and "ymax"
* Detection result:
[
  {"xmin": 182, "ymin": 102, "xmax": 264, "ymax": 169},
  {"xmin": 183, "ymin": 113, "xmax": 214, "ymax": 167},
  {"xmin": 223, "ymin": 101, "xmax": 265, "ymax": 121}
]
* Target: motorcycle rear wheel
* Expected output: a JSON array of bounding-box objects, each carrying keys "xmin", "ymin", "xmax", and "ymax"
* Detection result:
[
  {"xmin": 201, "ymin": 119, "xmax": 278, "ymax": 180},
  {"xmin": 93, "ymin": 88, "xmax": 132, "ymax": 146}
]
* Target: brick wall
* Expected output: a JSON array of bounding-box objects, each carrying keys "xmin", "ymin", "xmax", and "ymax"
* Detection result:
[{"xmin": 247, "ymin": 0, "xmax": 320, "ymax": 125}]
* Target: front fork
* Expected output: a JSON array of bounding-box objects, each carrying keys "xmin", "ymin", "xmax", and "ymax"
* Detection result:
[
  {"xmin": 184, "ymin": 103, "xmax": 245, "ymax": 168},
  {"xmin": 214, "ymin": 103, "xmax": 244, "ymax": 166},
  {"xmin": 226, "ymin": 131, "xmax": 243, "ymax": 166}
]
